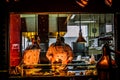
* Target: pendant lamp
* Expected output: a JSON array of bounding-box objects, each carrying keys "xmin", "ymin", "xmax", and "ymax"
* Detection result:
[{"xmin": 76, "ymin": 14, "xmax": 86, "ymax": 43}]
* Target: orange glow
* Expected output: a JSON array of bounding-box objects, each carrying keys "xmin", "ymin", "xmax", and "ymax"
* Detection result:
[
  {"xmin": 81, "ymin": 0, "xmax": 88, "ymax": 5},
  {"xmin": 100, "ymin": 57, "xmax": 108, "ymax": 64},
  {"xmin": 105, "ymin": 0, "xmax": 112, "ymax": 7},
  {"xmin": 22, "ymin": 32, "xmax": 37, "ymax": 40},
  {"xmin": 76, "ymin": 1, "xmax": 85, "ymax": 7},
  {"xmin": 98, "ymin": 56, "xmax": 110, "ymax": 68},
  {"xmin": 76, "ymin": 0, "xmax": 88, "ymax": 8},
  {"xmin": 23, "ymin": 49, "xmax": 40, "ymax": 65}
]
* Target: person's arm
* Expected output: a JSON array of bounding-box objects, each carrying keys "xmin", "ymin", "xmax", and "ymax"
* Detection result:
[
  {"xmin": 67, "ymin": 56, "xmax": 73, "ymax": 63},
  {"xmin": 46, "ymin": 44, "xmax": 55, "ymax": 63},
  {"xmin": 46, "ymin": 48, "xmax": 52, "ymax": 61},
  {"xmin": 67, "ymin": 45, "xmax": 74, "ymax": 63},
  {"xmin": 62, "ymin": 44, "xmax": 74, "ymax": 64}
]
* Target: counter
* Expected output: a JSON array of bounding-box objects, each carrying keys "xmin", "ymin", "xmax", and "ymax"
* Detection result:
[{"xmin": 9, "ymin": 75, "xmax": 98, "ymax": 80}]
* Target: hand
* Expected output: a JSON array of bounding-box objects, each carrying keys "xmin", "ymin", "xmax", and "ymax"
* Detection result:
[
  {"xmin": 51, "ymin": 58, "xmax": 55, "ymax": 63},
  {"xmin": 62, "ymin": 60, "xmax": 69, "ymax": 65},
  {"xmin": 58, "ymin": 64, "xmax": 67, "ymax": 70}
]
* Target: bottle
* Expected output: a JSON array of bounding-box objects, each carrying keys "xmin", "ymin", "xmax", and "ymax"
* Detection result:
[{"xmin": 96, "ymin": 43, "xmax": 117, "ymax": 80}]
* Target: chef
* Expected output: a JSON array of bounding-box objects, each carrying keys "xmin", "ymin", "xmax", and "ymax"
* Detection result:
[
  {"xmin": 20, "ymin": 35, "xmax": 41, "ymax": 69},
  {"xmin": 46, "ymin": 36, "xmax": 74, "ymax": 71},
  {"xmin": 16, "ymin": 35, "xmax": 41, "ymax": 74}
]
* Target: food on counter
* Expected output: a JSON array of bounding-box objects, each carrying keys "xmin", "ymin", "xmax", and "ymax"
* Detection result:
[
  {"xmin": 44, "ymin": 72, "xmax": 52, "ymax": 76},
  {"xmin": 89, "ymin": 60, "xmax": 96, "ymax": 64},
  {"xmin": 67, "ymin": 71, "xmax": 75, "ymax": 76},
  {"xmin": 25, "ymin": 70, "xmax": 34, "ymax": 76},
  {"xmin": 59, "ymin": 71, "xmax": 67, "ymax": 76},
  {"xmin": 93, "ymin": 70, "xmax": 97, "ymax": 75},
  {"xmin": 79, "ymin": 71, "xmax": 84, "ymax": 75},
  {"xmin": 85, "ymin": 70, "xmax": 93, "ymax": 75},
  {"xmin": 85, "ymin": 69, "xmax": 97, "ymax": 76},
  {"xmin": 89, "ymin": 54, "xmax": 96, "ymax": 64},
  {"xmin": 31, "ymin": 72, "xmax": 44, "ymax": 76}
]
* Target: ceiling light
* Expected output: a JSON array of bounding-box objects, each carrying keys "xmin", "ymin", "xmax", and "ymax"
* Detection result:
[
  {"xmin": 75, "ymin": 20, "xmax": 96, "ymax": 23},
  {"xmin": 70, "ymin": 14, "xmax": 76, "ymax": 19},
  {"xmin": 105, "ymin": 0, "xmax": 112, "ymax": 7},
  {"xmin": 76, "ymin": 0, "xmax": 88, "ymax": 8},
  {"xmin": 76, "ymin": 14, "xmax": 86, "ymax": 43},
  {"xmin": 76, "ymin": 32, "xmax": 86, "ymax": 43}
]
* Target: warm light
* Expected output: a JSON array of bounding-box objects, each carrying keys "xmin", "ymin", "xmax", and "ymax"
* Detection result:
[
  {"xmin": 100, "ymin": 57, "xmax": 108, "ymax": 65},
  {"xmin": 76, "ymin": 0, "xmax": 88, "ymax": 8},
  {"xmin": 6, "ymin": 0, "xmax": 9, "ymax": 2},
  {"xmin": 54, "ymin": 32, "xmax": 66, "ymax": 37},
  {"xmin": 81, "ymin": 0, "xmax": 88, "ymax": 5},
  {"xmin": 105, "ymin": 0, "xmax": 112, "ymax": 7},
  {"xmin": 70, "ymin": 14, "xmax": 76, "ymax": 19},
  {"xmin": 22, "ymin": 32, "xmax": 37, "ymax": 40},
  {"xmin": 23, "ymin": 49, "xmax": 40, "ymax": 65},
  {"xmin": 76, "ymin": 14, "xmax": 86, "ymax": 43},
  {"xmin": 76, "ymin": 32, "xmax": 86, "ymax": 43}
]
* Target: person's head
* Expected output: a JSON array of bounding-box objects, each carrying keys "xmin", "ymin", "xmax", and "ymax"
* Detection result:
[
  {"xmin": 32, "ymin": 35, "xmax": 40, "ymax": 44},
  {"xmin": 55, "ymin": 36, "xmax": 65, "ymax": 46},
  {"xmin": 60, "ymin": 37, "xmax": 65, "ymax": 43}
]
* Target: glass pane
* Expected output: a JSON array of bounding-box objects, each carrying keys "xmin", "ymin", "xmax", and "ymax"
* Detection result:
[{"xmin": 9, "ymin": 13, "xmax": 114, "ymax": 77}]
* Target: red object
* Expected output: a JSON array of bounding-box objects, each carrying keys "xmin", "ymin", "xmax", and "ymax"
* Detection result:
[{"xmin": 10, "ymin": 13, "xmax": 21, "ymax": 67}]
